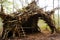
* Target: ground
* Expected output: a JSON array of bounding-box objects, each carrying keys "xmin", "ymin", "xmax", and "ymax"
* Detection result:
[{"xmin": 3, "ymin": 30, "xmax": 60, "ymax": 40}]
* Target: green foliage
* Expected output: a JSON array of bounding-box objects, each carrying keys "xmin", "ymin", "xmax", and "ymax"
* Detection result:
[
  {"xmin": 0, "ymin": 0, "xmax": 13, "ymax": 13},
  {"xmin": 0, "ymin": 0, "xmax": 12, "ymax": 3},
  {"xmin": 37, "ymin": 19, "xmax": 51, "ymax": 31}
]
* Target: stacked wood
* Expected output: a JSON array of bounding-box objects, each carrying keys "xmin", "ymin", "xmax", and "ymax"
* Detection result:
[{"xmin": 0, "ymin": 1, "xmax": 57, "ymax": 39}]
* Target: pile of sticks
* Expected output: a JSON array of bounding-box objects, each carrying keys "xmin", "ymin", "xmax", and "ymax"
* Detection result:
[{"xmin": 0, "ymin": 1, "xmax": 58, "ymax": 39}]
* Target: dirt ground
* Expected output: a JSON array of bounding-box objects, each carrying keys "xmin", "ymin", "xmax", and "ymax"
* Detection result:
[{"xmin": 3, "ymin": 31, "xmax": 60, "ymax": 40}]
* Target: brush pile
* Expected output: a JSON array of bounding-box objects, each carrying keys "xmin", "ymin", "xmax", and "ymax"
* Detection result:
[{"xmin": 0, "ymin": 1, "xmax": 57, "ymax": 39}]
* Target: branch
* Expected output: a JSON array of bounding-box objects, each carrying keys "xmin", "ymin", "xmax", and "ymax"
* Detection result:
[{"xmin": 51, "ymin": 7, "xmax": 60, "ymax": 11}]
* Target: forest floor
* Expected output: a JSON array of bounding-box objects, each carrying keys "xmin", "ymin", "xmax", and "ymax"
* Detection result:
[{"xmin": 3, "ymin": 30, "xmax": 60, "ymax": 40}]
